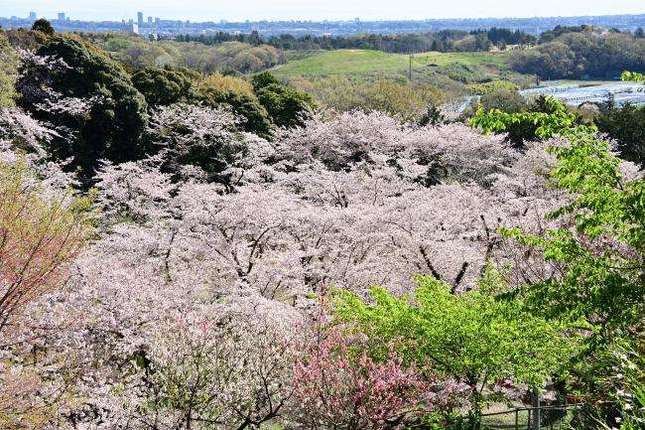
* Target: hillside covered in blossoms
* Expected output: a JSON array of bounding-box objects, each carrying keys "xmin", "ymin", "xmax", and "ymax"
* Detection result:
[{"xmin": 0, "ymin": 23, "xmax": 644, "ymax": 430}]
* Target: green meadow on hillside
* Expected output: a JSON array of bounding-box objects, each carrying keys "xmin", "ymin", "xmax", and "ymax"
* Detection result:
[
  {"xmin": 271, "ymin": 49, "xmax": 531, "ymax": 115},
  {"xmin": 272, "ymin": 49, "xmax": 512, "ymax": 78}
]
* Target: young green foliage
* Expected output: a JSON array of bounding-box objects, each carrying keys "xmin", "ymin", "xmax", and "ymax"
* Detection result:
[
  {"xmin": 502, "ymin": 132, "xmax": 644, "ymax": 335},
  {"xmin": 621, "ymin": 70, "xmax": 645, "ymax": 85},
  {"xmin": 469, "ymin": 96, "xmax": 595, "ymax": 145},
  {"xmin": 333, "ymin": 269, "xmax": 578, "ymax": 413}
]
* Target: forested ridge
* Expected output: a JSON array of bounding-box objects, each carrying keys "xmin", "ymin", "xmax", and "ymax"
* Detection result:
[{"xmin": 0, "ymin": 22, "xmax": 643, "ymax": 430}]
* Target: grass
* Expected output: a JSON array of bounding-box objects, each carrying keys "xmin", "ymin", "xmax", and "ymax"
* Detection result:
[
  {"xmin": 271, "ymin": 49, "xmax": 531, "ymax": 113},
  {"xmin": 272, "ymin": 49, "xmax": 512, "ymax": 79}
]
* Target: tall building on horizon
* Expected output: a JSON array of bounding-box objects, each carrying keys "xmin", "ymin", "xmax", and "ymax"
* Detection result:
[
  {"xmin": 29, "ymin": 11, "xmax": 37, "ymax": 20},
  {"xmin": 137, "ymin": 11, "xmax": 144, "ymax": 28},
  {"xmin": 57, "ymin": 12, "xmax": 66, "ymax": 21}
]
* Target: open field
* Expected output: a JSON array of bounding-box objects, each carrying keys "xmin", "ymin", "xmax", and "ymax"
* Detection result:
[
  {"xmin": 271, "ymin": 49, "xmax": 529, "ymax": 113},
  {"xmin": 272, "ymin": 49, "xmax": 512, "ymax": 78}
]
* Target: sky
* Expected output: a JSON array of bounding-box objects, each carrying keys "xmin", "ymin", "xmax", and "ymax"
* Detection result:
[{"xmin": 2, "ymin": 0, "xmax": 645, "ymax": 22}]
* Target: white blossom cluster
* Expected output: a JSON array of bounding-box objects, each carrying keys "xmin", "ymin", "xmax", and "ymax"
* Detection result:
[{"xmin": 1, "ymin": 105, "xmax": 586, "ymax": 428}]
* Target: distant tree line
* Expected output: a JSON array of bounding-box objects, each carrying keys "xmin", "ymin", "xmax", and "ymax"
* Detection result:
[
  {"xmin": 174, "ymin": 25, "xmax": 645, "ymax": 65},
  {"xmin": 175, "ymin": 27, "xmax": 537, "ymax": 54}
]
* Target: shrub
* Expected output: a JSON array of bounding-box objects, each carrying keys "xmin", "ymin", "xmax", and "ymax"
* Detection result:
[
  {"xmin": 251, "ymin": 71, "xmax": 282, "ymax": 91},
  {"xmin": 478, "ymin": 88, "xmax": 527, "ymax": 114},
  {"xmin": 468, "ymin": 81, "xmax": 519, "ymax": 96},
  {"xmin": 621, "ymin": 70, "xmax": 645, "ymax": 84},
  {"xmin": 200, "ymin": 73, "xmax": 255, "ymax": 98}
]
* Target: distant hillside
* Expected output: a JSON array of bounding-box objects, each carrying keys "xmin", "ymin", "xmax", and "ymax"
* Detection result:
[
  {"xmin": 270, "ymin": 49, "xmax": 533, "ymax": 117},
  {"xmin": 272, "ymin": 49, "xmax": 510, "ymax": 78}
]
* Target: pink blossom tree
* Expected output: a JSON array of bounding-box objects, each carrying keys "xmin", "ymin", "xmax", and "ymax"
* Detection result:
[{"xmin": 290, "ymin": 327, "xmax": 431, "ymax": 430}]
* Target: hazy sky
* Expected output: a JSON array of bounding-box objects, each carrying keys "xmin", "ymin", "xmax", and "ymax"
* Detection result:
[{"xmin": 3, "ymin": 0, "xmax": 645, "ymax": 22}]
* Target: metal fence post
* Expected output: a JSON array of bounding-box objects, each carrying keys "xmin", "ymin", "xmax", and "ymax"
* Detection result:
[
  {"xmin": 515, "ymin": 409, "xmax": 519, "ymax": 430},
  {"xmin": 536, "ymin": 392, "xmax": 541, "ymax": 430},
  {"xmin": 528, "ymin": 409, "xmax": 532, "ymax": 430}
]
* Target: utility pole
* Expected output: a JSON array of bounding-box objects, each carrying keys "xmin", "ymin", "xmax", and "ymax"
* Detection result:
[{"xmin": 408, "ymin": 54, "xmax": 413, "ymax": 81}]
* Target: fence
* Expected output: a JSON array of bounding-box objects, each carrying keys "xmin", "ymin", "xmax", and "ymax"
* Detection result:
[{"xmin": 478, "ymin": 404, "xmax": 587, "ymax": 430}]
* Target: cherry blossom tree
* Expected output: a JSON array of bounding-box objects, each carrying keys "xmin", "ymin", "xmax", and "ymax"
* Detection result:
[{"xmin": 1, "ymin": 106, "xmax": 607, "ymax": 429}]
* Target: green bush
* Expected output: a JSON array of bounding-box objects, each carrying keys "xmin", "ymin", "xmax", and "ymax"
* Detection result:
[
  {"xmin": 198, "ymin": 77, "xmax": 273, "ymax": 138},
  {"xmin": 31, "ymin": 19, "xmax": 55, "ymax": 36},
  {"xmin": 478, "ymin": 88, "xmax": 527, "ymax": 114},
  {"xmin": 252, "ymin": 73, "xmax": 315, "ymax": 128},
  {"xmin": 132, "ymin": 67, "xmax": 197, "ymax": 106}
]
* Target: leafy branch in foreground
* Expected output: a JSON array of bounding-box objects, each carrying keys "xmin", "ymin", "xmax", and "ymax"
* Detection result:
[
  {"xmin": 501, "ymin": 133, "xmax": 644, "ymax": 335},
  {"xmin": 469, "ymin": 95, "xmax": 596, "ymax": 145},
  {"xmin": 500, "ymin": 128, "xmax": 644, "ymax": 428}
]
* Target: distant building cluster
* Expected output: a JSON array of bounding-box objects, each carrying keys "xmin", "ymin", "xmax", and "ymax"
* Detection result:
[
  {"xmin": 1, "ymin": 10, "xmax": 644, "ymax": 39},
  {"xmin": 122, "ymin": 11, "xmax": 164, "ymax": 35}
]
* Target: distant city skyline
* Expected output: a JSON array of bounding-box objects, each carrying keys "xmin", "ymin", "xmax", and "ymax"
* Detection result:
[{"xmin": 3, "ymin": 0, "xmax": 645, "ymax": 22}]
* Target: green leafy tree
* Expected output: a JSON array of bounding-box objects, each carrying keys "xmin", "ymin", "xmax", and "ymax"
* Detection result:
[
  {"xmin": 470, "ymin": 96, "xmax": 594, "ymax": 146},
  {"xmin": 502, "ymin": 134, "xmax": 644, "ymax": 337},
  {"xmin": 510, "ymin": 42, "xmax": 577, "ymax": 79},
  {"xmin": 333, "ymin": 269, "xmax": 578, "ymax": 418},
  {"xmin": 131, "ymin": 67, "xmax": 198, "ymax": 106},
  {"xmin": 31, "ymin": 19, "xmax": 55, "ymax": 36},
  {"xmin": 199, "ymin": 86, "xmax": 273, "ymax": 138},
  {"xmin": 501, "ymin": 131, "xmax": 644, "ymax": 427},
  {"xmin": 252, "ymin": 72, "xmax": 315, "ymax": 128},
  {"xmin": 251, "ymin": 71, "xmax": 281, "ymax": 91},
  {"xmin": 621, "ymin": 71, "xmax": 645, "ymax": 84},
  {"xmin": 17, "ymin": 36, "xmax": 148, "ymax": 182}
]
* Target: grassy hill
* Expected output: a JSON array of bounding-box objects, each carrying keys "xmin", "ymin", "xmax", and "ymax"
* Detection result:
[
  {"xmin": 272, "ymin": 49, "xmax": 511, "ymax": 78},
  {"xmin": 270, "ymin": 49, "xmax": 532, "ymax": 117}
]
